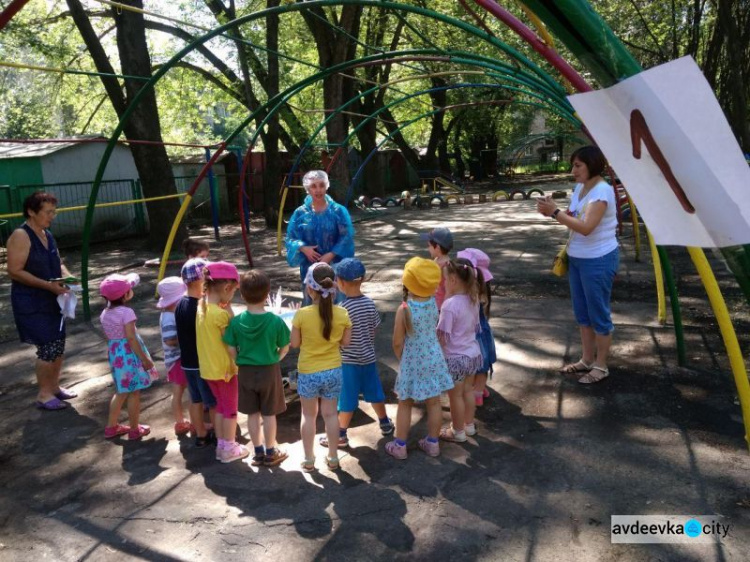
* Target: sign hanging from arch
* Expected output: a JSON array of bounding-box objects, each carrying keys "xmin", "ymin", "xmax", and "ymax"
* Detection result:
[{"xmin": 568, "ymin": 56, "xmax": 750, "ymax": 248}]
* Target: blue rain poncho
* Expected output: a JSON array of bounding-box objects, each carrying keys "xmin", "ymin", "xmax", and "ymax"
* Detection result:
[{"xmin": 285, "ymin": 194, "xmax": 355, "ymax": 282}]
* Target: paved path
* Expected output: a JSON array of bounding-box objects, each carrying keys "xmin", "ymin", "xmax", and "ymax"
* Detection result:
[{"xmin": 0, "ymin": 192, "xmax": 748, "ymax": 561}]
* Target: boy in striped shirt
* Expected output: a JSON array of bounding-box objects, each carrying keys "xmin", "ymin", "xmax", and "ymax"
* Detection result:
[{"xmin": 321, "ymin": 258, "xmax": 393, "ymax": 447}]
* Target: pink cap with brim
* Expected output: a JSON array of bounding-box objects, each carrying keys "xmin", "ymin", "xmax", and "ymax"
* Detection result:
[
  {"xmin": 457, "ymin": 248, "xmax": 493, "ymax": 282},
  {"xmin": 156, "ymin": 276, "xmax": 186, "ymax": 308},
  {"xmin": 100, "ymin": 273, "xmax": 140, "ymax": 301},
  {"xmin": 204, "ymin": 261, "xmax": 239, "ymax": 283}
]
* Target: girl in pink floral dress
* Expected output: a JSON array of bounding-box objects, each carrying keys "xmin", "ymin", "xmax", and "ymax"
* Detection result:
[{"xmin": 99, "ymin": 273, "xmax": 157, "ymax": 441}]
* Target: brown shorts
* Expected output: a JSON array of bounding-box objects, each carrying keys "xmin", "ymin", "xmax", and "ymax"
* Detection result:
[{"xmin": 237, "ymin": 363, "xmax": 287, "ymax": 416}]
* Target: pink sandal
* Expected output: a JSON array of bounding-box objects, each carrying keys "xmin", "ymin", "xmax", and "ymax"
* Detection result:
[
  {"xmin": 104, "ymin": 424, "xmax": 130, "ymax": 439},
  {"xmin": 128, "ymin": 424, "xmax": 151, "ymax": 440}
]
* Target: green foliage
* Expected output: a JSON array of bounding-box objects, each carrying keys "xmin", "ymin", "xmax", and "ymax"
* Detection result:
[{"xmin": 0, "ymin": 0, "xmax": 744, "ymax": 164}]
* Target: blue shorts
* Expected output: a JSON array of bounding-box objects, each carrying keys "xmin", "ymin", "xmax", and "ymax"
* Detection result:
[
  {"xmin": 568, "ymin": 248, "xmax": 619, "ymax": 335},
  {"xmin": 339, "ymin": 362, "xmax": 386, "ymax": 412},
  {"xmin": 297, "ymin": 367, "xmax": 342, "ymax": 400},
  {"xmin": 183, "ymin": 367, "xmax": 217, "ymax": 407}
]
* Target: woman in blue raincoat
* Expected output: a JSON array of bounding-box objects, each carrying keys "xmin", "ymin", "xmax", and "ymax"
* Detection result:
[{"xmin": 285, "ymin": 170, "xmax": 355, "ymax": 303}]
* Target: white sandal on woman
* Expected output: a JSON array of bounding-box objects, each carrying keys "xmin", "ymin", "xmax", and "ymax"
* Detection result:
[{"xmin": 578, "ymin": 365, "xmax": 609, "ymax": 384}]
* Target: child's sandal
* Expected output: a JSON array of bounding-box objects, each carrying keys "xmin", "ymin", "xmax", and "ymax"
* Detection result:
[
  {"xmin": 300, "ymin": 458, "xmax": 315, "ymax": 473},
  {"xmin": 326, "ymin": 456, "xmax": 340, "ymax": 470}
]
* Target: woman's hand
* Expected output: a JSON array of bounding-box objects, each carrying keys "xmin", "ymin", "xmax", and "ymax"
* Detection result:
[
  {"xmin": 318, "ymin": 252, "xmax": 335, "ymax": 264},
  {"xmin": 48, "ymin": 281, "xmax": 70, "ymax": 296},
  {"xmin": 141, "ymin": 357, "xmax": 155, "ymax": 371},
  {"xmin": 536, "ymin": 196, "xmax": 557, "ymax": 217},
  {"xmin": 300, "ymin": 245, "xmax": 321, "ymax": 262}
]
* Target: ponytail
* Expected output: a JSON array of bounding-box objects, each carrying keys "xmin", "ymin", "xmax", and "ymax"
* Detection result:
[
  {"xmin": 319, "ymin": 293, "xmax": 333, "ymax": 340},
  {"xmin": 446, "ymin": 258, "xmax": 478, "ymax": 303},
  {"xmin": 311, "ymin": 264, "xmax": 336, "ymax": 340},
  {"xmin": 401, "ymin": 286, "xmax": 414, "ymax": 335}
]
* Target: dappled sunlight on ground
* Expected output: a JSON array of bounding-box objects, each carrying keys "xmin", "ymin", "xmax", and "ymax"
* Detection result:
[{"xmin": 0, "ymin": 182, "xmax": 748, "ymax": 560}]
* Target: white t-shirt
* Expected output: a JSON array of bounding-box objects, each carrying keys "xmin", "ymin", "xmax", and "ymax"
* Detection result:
[{"xmin": 567, "ymin": 181, "xmax": 619, "ymax": 259}]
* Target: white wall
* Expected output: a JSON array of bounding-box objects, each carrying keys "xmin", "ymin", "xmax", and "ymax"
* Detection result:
[
  {"xmin": 39, "ymin": 143, "xmax": 144, "ymax": 242},
  {"xmin": 41, "ymin": 143, "xmax": 139, "ymax": 184}
]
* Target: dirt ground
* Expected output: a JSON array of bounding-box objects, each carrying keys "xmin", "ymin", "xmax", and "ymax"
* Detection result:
[{"xmin": 0, "ymin": 181, "xmax": 748, "ymax": 561}]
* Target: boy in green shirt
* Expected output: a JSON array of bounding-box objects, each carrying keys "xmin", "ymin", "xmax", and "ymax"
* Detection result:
[{"xmin": 224, "ymin": 270, "xmax": 291, "ymax": 467}]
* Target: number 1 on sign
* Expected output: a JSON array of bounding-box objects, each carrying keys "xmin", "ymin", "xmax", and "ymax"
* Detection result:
[{"xmin": 630, "ymin": 109, "xmax": 695, "ymax": 214}]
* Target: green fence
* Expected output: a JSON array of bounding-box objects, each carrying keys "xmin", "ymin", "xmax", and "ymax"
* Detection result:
[{"xmin": 0, "ymin": 174, "xmax": 234, "ymax": 249}]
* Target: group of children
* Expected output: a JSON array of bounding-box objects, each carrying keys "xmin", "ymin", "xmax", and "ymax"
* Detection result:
[{"xmin": 97, "ymin": 228, "xmax": 497, "ymax": 470}]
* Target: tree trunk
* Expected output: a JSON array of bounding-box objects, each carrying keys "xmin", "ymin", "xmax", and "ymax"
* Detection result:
[
  {"xmin": 715, "ymin": 0, "xmax": 750, "ymax": 151},
  {"xmin": 66, "ymin": 0, "xmax": 185, "ymax": 249},
  {"xmin": 301, "ymin": 5, "xmax": 363, "ymax": 199},
  {"xmin": 355, "ymin": 119, "xmax": 384, "ymax": 197}
]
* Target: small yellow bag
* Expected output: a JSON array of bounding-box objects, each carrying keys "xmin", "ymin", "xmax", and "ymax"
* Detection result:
[{"xmin": 552, "ymin": 246, "xmax": 568, "ymax": 277}]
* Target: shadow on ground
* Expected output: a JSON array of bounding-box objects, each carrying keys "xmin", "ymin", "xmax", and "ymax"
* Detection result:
[{"xmin": 0, "ymin": 182, "xmax": 748, "ymax": 561}]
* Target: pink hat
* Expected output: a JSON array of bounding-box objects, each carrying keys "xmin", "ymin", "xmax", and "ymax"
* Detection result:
[
  {"xmin": 156, "ymin": 276, "xmax": 186, "ymax": 308},
  {"xmin": 100, "ymin": 272, "xmax": 140, "ymax": 301},
  {"xmin": 457, "ymin": 248, "xmax": 493, "ymax": 282},
  {"xmin": 204, "ymin": 261, "xmax": 239, "ymax": 283}
]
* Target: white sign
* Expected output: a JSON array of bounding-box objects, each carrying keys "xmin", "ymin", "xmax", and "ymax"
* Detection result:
[{"xmin": 568, "ymin": 56, "xmax": 750, "ymax": 248}]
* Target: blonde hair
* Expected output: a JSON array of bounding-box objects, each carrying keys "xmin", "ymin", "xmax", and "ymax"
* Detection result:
[
  {"xmin": 400, "ymin": 286, "xmax": 414, "ymax": 335},
  {"xmin": 445, "ymin": 258, "xmax": 479, "ymax": 303},
  {"xmin": 201, "ymin": 271, "xmax": 236, "ymax": 312}
]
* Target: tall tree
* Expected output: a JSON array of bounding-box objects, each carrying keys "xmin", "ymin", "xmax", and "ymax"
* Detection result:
[
  {"xmin": 300, "ymin": 3, "xmax": 363, "ymax": 191},
  {"xmin": 65, "ymin": 0, "xmax": 184, "ymax": 248}
]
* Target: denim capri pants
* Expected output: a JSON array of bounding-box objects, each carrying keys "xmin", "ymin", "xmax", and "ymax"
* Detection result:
[{"xmin": 568, "ymin": 248, "xmax": 619, "ymax": 335}]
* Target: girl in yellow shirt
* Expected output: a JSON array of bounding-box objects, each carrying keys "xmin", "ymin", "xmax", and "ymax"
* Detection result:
[
  {"xmin": 291, "ymin": 262, "xmax": 352, "ymax": 472},
  {"xmin": 196, "ymin": 262, "xmax": 247, "ymax": 464}
]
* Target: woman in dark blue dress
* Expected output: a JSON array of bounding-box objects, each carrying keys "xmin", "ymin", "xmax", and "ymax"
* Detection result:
[{"xmin": 7, "ymin": 192, "xmax": 77, "ymax": 410}]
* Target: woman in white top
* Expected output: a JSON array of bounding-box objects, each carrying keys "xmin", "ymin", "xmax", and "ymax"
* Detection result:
[{"xmin": 537, "ymin": 146, "xmax": 619, "ymax": 384}]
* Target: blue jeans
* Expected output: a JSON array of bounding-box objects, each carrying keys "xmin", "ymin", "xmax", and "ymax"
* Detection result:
[{"xmin": 568, "ymin": 248, "xmax": 619, "ymax": 335}]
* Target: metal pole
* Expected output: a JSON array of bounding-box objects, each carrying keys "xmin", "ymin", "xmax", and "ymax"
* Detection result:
[{"xmin": 205, "ymin": 147, "xmax": 221, "ymax": 241}]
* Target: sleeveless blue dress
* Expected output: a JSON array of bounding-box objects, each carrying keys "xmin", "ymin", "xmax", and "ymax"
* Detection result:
[
  {"xmin": 395, "ymin": 297, "xmax": 454, "ymax": 401},
  {"xmin": 11, "ymin": 224, "xmax": 65, "ymax": 345}
]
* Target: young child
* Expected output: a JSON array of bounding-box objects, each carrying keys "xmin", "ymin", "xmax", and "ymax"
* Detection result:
[
  {"xmin": 420, "ymin": 227, "xmax": 453, "ymax": 309},
  {"xmin": 385, "ymin": 257, "xmax": 454, "ymax": 460},
  {"xmin": 156, "ymin": 276, "xmax": 192, "ymax": 436},
  {"xmin": 175, "ymin": 258, "xmax": 217, "ymax": 448},
  {"xmin": 224, "ymin": 269, "xmax": 291, "ymax": 467},
  {"xmin": 182, "ymin": 237, "xmax": 210, "ymax": 259},
  {"xmin": 290, "ymin": 262, "xmax": 352, "ymax": 472},
  {"xmin": 99, "ymin": 273, "xmax": 155, "ymax": 441},
  {"xmin": 457, "ymin": 248, "xmax": 496, "ymax": 407},
  {"xmin": 196, "ymin": 261, "xmax": 247, "ymax": 463},
  {"xmin": 437, "ymin": 258, "xmax": 483, "ymax": 443},
  {"xmin": 319, "ymin": 258, "xmax": 393, "ymax": 449}
]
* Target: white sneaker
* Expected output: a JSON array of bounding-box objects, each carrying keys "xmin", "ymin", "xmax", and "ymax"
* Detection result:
[{"xmin": 465, "ymin": 423, "xmax": 477, "ymax": 436}]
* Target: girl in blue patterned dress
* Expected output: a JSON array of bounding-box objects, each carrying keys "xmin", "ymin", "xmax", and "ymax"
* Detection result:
[
  {"xmin": 386, "ymin": 257, "xmax": 454, "ymax": 460},
  {"xmin": 99, "ymin": 273, "xmax": 158, "ymax": 441}
]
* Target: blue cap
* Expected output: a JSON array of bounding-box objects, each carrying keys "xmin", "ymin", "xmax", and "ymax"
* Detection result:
[
  {"xmin": 419, "ymin": 227, "xmax": 453, "ymax": 250},
  {"xmin": 334, "ymin": 257, "xmax": 366, "ymax": 281}
]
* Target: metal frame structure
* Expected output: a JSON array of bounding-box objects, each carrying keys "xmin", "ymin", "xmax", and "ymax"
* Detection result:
[{"xmin": 2, "ymin": 0, "xmax": 748, "ymax": 448}]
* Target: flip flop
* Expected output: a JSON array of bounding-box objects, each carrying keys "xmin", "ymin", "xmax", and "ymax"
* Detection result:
[
  {"xmin": 35, "ymin": 397, "xmax": 68, "ymax": 410},
  {"xmin": 55, "ymin": 388, "xmax": 78, "ymax": 400}
]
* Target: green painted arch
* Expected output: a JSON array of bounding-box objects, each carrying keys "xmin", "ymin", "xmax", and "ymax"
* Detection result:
[{"xmin": 80, "ymin": 0, "xmax": 590, "ymax": 316}]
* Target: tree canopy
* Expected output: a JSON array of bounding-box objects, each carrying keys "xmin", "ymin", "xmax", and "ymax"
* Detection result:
[{"xmin": 1, "ymin": 0, "xmax": 747, "ymax": 203}]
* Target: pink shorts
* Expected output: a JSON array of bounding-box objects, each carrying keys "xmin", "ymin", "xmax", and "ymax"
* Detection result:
[
  {"xmin": 167, "ymin": 360, "xmax": 188, "ymax": 386},
  {"xmin": 206, "ymin": 377, "xmax": 238, "ymax": 418}
]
